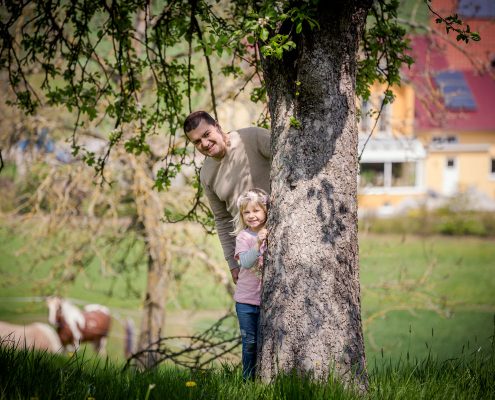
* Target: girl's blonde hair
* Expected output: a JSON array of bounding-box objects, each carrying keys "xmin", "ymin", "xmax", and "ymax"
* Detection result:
[{"xmin": 231, "ymin": 188, "xmax": 269, "ymax": 236}]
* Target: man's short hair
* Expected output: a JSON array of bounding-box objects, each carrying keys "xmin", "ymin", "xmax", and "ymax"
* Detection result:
[{"xmin": 183, "ymin": 111, "xmax": 216, "ymax": 134}]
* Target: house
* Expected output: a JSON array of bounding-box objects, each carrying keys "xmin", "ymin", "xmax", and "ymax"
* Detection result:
[{"xmin": 358, "ymin": 0, "xmax": 495, "ymax": 215}]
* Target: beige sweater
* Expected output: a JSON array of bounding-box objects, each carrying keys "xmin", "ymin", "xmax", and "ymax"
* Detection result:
[{"xmin": 200, "ymin": 127, "xmax": 271, "ymax": 270}]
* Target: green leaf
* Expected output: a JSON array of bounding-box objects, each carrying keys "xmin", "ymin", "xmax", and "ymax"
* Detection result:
[
  {"xmin": 260, "ymin": 28, "xmax": 269, "ymax": 41},
  {"xmin": 471, "ymin": 32, "xmax": 481, "ymax": 41}
]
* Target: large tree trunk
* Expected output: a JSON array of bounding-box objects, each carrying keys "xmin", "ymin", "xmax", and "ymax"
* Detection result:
[
  {"xmin": 130, "ymin": 155, "xmax": 171, "ymax": 368},
  {"xmin": 259, "ymin": 1, "xmax": 371, "ymax": 389}
]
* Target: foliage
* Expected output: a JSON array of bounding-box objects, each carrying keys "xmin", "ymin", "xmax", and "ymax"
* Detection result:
[
  {"xmin": 0, "ymin": 0, "xmax": 478, "ymax": 225},
  {"xmin": 0, "ymin": 2, "xmax": 439, "ymax": 164},
  {"xmin": 358, "ymin": 0, "xmax": 414, "ymax": 104}
]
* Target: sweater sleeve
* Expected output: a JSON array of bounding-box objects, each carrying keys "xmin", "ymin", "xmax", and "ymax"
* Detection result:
[
  {"xmin": 238, "ymin": 248, "xmax": 260, "ymax": 269},
  {"xmin": 203, "ymin": 183, "xmax": 238, "ymax": 270},
  {"xmin": 257, "ymin": 127, "xmax": 271, "ymax": 159}
]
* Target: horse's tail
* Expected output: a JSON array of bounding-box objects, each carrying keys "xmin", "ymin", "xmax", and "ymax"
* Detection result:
[{"xmin": 124, "ymin": 318, "xmax": 135, "ymax": 359}]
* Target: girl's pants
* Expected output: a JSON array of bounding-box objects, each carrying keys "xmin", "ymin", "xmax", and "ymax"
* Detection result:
[{"xmin": 235, "ymin": 302, "xmax": 260, "ymax": 380}]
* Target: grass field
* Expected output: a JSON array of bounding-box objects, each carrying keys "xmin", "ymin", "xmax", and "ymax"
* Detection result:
[
  {"xmin": 360, "ymin": 234, "xmax": 495, "ymax": 364},
  {"xmin": 1, "ymin": 344, "xmax": 493, "ymax": 399},
  {"xmin": 0, "ymin": 221, "xmax": 494, "ymax": 367}
]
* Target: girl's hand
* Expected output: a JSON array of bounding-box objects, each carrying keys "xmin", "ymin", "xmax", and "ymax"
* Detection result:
[{"xmin": 257, "ymin": 228, "xmax": 267, "ymax": 244}]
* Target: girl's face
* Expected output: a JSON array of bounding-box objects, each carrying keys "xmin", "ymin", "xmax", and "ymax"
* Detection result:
[{"xmin": 242, "ymin": 201, "xmax": 266, "ymax": 232}]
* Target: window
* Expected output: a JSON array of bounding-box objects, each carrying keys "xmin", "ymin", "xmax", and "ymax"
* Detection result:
[
  {"xmin": 434, "ymin": 71, "xmax": 477, "ymax": 111},
  {"xmin": 446, "ymin": 158, "xmax": 456, "ymax": 168},
  {"xmin": 458, "ymin": 0, "xmax": 495, "ymax": 18},
  {"xmin": 491, "ymin": 158, "xmax": 495, "ymax": 174},
  {"xmin": 431, "ymin": 136, "xmax": 458, "ymax": 145},
  {"xmin": 360, "ymin": 163, "xmax": 385, "ymax": 188},
  {"xmin": 360, "ymin": 161, "xmax": 419, "ymax": 189},
  {"xmin": 391, "ymin": 162, "xmax": 416, "ymax": 187}
]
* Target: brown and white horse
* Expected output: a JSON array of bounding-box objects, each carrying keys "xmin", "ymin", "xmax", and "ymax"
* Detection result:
[
  {"xmin": 0, "ymin": 320, "xmax": 63, "ymax": 353},
  {"xmin": 46, "ymin": 296, "xmax": 111, "ymax": 355}
]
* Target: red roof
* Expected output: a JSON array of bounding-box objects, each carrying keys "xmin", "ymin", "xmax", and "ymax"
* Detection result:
[{"xmin": 405, "ymin": 35, "xmax": 495, "ymax": 131}]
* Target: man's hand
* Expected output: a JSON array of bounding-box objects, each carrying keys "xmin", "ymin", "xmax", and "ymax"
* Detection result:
[{"xmin": 230, "ymin": 267, "xmax": 240, "ymax": 284}]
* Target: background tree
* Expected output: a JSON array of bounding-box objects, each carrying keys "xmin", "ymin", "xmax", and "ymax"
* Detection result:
[
  {"xmin": 0, "ymin": 0, "xmax": 479, "ymax": 386},
  {"xmin": 0, "ymin": 77, "xmax": 231, "ymax": 365}
]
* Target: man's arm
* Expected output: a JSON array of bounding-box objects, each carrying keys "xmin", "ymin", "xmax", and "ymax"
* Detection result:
[
  {"xmin": 256, "ymin": 127, "xmax": 271, "ymax": 159},
  {"xmin": 203, "ymin": 183, "xmax": 239, "ymax": 278}
]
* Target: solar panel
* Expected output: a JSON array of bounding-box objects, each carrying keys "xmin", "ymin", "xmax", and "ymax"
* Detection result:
[
  {"xmin": 458, "ymin": 0, "xmax": 495, "ymax": 18},
  {"xmin": 434, "ymin": 71, "xmax": 477, "ymax": 111}
]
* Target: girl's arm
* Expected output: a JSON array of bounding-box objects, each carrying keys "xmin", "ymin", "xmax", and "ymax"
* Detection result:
[{"xmin": 238, "ymin": 248, "xmax": 260, "ymax": 269}]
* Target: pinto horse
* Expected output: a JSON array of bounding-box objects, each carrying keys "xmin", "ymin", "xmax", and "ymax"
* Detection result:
[
  {"xmin": 46, "ymin": 297, "xmax": 111, "ymax": 355},
  {"xmin": 0, "ymin": 320, "xmax": 62, "ymax": 353}
]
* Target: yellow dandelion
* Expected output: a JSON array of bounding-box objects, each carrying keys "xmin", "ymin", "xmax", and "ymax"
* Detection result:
[
  {"xmin": 185, "ymin": 381, "xmax": 197, "ymax": 388},
  {"xmin": 87, "ymin": 397, "xmax": 95, "ymax": 400}
]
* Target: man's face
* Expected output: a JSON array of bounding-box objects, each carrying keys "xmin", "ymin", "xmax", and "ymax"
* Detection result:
[{"xmin": 186, "ymin": 119, "xmax": 227, "ymax": 159}]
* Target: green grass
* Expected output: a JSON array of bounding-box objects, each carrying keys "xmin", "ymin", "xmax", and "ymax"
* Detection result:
[
  {"xmin": 360, "ymin": 234, "xmax": 495, "ymax": 363},
  {"xmin": 0, "ymin": 343, "xmax": 494, "ymax": 400}
]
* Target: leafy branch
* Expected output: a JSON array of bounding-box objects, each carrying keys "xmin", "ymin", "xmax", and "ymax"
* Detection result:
[{"xmin": 425, "ymin": 0, "xmax": 481, "ymax": 43}]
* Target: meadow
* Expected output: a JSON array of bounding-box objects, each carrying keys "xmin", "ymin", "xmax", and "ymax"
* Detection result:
[
  {"xmin": 0, "ymin": 221, "xmax": 494, "ymax": 367},
  {"xmin": 1, "ymin": 222, "xmax": 495, "ymax": 398}
]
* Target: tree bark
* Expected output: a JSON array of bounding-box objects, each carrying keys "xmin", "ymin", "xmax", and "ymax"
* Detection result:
[
  {"xmin": 259, "ymin": 1, "xmax": 371, "ymax": 389},
  {"xmin": 130, "ymin": 154, "xmax": 171, "ymax": 368}
]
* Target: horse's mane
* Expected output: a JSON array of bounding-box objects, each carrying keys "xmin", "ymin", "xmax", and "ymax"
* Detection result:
[{"xmin": 60, "ymin": 299, "xmax": 86, "ymax": 326}]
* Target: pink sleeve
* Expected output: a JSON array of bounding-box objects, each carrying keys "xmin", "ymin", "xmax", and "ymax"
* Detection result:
[{"xmin": 235, "ymin": 231, "xmax": 255, "ymax": 260}]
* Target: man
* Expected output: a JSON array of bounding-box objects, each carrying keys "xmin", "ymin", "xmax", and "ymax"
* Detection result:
[{"xmin": 183, "ymin": 110, "xmax": 270, "ymax": 283}]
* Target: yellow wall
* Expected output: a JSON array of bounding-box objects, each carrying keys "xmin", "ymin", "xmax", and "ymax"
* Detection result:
[
  {"xmin": 424, "ymin": 153, "xmax": 444, "ymax": 190},
  {"xmin": 362, "ymin": 84, "xmax": 415, "ymax": 137},
  {"xmin": 418, "ymin": 130, "xmax": 495, "ymax": 198},
  {"xmin": 416, "ymin": 130, "xmax": 495, "ymax": 146},
  {"xmin": 425, "ymin": 150, "xmax": 495, "ymax": 199},
  {"xmin": 358, "ymin": 193, "xmax": 424, "ymax": 210},
  {"xmin": 390, "ymin": 85, "xmax": 415, "ymax": 137}
]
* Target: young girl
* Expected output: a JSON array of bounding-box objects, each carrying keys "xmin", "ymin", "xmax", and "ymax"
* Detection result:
[{"xmin": 232, "ymin": 188, "xmax": 268, "ymax": 381}]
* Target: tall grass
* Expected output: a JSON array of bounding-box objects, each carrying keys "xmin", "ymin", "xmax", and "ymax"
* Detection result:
[{"xmin": 1, "ymin": 339, "xmax": 494, "ymax": 400}]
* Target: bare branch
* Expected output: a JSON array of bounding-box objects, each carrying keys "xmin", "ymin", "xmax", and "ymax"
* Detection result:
[{"xmin": 124, "ymin": 312, "xmax": 241, "ymax": 371}]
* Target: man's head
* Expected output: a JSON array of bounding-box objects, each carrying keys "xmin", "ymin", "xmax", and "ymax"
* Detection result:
[{"xmin": 184, "ymin": 111, "xmax": 228, "ymax": 159}]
